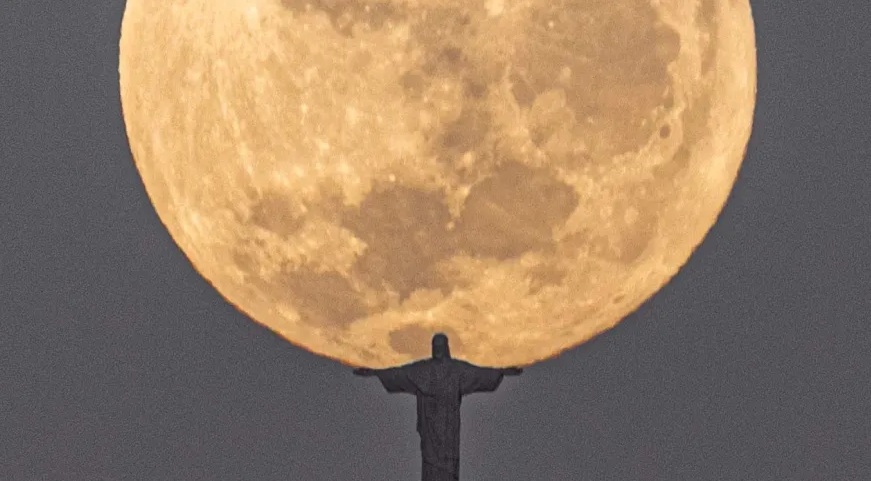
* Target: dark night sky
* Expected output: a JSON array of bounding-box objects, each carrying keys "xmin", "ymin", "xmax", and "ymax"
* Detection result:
[{"xmin": 2, "ymin": 2, "xmax": 869, "ymax": 480}]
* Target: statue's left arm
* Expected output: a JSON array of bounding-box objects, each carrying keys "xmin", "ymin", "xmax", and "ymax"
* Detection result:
[{"xmin": 460, "ymin": 363, "xmax": 523, "ymax": 395}]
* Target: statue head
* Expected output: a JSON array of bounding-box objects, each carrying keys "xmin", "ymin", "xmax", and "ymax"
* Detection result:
[{"xmin": 431, "ymin": 333, "xmax": 451, "ymax": 360}]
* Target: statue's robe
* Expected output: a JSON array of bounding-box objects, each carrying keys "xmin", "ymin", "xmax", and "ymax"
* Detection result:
[{"xmin": 374, "ymin": 358, "xmax": 505, "ymax": 481}]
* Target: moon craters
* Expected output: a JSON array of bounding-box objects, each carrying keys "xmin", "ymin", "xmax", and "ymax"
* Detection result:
[
  {"xmin": 280, "ymin": 0, "xmax": 405, "ymax": 37},
  {"xmin": 279, "ymin": 266, "xmax": 369, "ymax": 329},
  {"xmin": 342, "ymin": 184, "xmax": 456, "ymax": 302},
  {"xmin": 338, "ymin": 161, "xmax": 580, "ymax": 302},
  {"xmin": 454, "ymin": 162, "xmax": 579, "ymax": 259},
  {"xmin": 514, "ymin": 0, "xmax": 682, "ymax": 158},
  {"xmin": 120, "ymin": 0, "xmax": 756, "ymax": 366},
  {"xmin": 248, "ymin": 191, "xmax": 306, "ymax": 238}
]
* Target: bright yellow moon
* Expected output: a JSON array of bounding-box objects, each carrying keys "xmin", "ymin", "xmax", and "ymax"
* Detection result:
[{"xmin": 119, "ymin": 0, "xmax": 756, "ymax": 368}]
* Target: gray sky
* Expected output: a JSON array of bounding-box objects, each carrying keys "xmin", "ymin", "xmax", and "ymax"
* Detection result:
[{"xmin": 2, "ymin": 1, "xmax": 869, "ymax": 480}]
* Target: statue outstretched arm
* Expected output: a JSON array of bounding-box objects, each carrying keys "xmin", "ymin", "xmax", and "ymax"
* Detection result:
[
  {"xmin": 353, "ymin": 367, "xmax": 378, "ymax": 377},
  {"xmin": 353, "ymin": 364, "xmax": 421, "ymax": 395},
  {"xmin": 460, "ymin": 363, "xmax": 523, "ymax": 395}
]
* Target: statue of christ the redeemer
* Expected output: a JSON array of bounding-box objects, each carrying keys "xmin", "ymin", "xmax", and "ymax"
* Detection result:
[{"xmin": 353, "ymin": 333, "xmax": 523, "ymax": 481}]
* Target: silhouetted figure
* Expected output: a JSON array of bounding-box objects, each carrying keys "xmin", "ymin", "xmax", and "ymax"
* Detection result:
[{"xmin": 353, "ymin": 333, "xmax": 523, "ymax": 481}]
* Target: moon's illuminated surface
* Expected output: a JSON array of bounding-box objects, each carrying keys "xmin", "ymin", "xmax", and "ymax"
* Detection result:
[{"xmin": 119, "ymin": 0, "xmax": 756, "ymax": 367}]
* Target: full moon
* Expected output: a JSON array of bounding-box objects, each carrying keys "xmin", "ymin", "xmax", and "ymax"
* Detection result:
[{"xmin": 119, "ymin": 0, "xmax": 756, "ymax": 367}]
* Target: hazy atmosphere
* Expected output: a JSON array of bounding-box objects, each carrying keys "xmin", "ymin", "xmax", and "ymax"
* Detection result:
[{"xmin": 2, "ymin": 1, "xmax": 869, "ymax": 480}]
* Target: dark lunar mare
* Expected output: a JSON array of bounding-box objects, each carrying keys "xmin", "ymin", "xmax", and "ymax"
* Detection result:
[{"xmin": 353, "ymin": 334, "xmax": 523, "ymax": 481}]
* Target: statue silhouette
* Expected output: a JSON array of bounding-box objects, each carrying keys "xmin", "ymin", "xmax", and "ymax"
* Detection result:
[{"xmin": 353, "ymin": 333, "xmax": 523, "ymax": 481}]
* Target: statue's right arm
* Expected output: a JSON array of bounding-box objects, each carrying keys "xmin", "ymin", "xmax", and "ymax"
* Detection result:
[
  {"xmin": 352, "ymin": 367, "xmax": 378, "ymax": 377},
  {"xmin": 375, "ymin": 365, "xmax": 421, "ymax": 394}
]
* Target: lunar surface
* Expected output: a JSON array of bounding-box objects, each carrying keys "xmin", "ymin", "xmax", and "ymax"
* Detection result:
[{"xmin": 119, "ymin": 0, "xmax": 756, "ymax": 367}]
